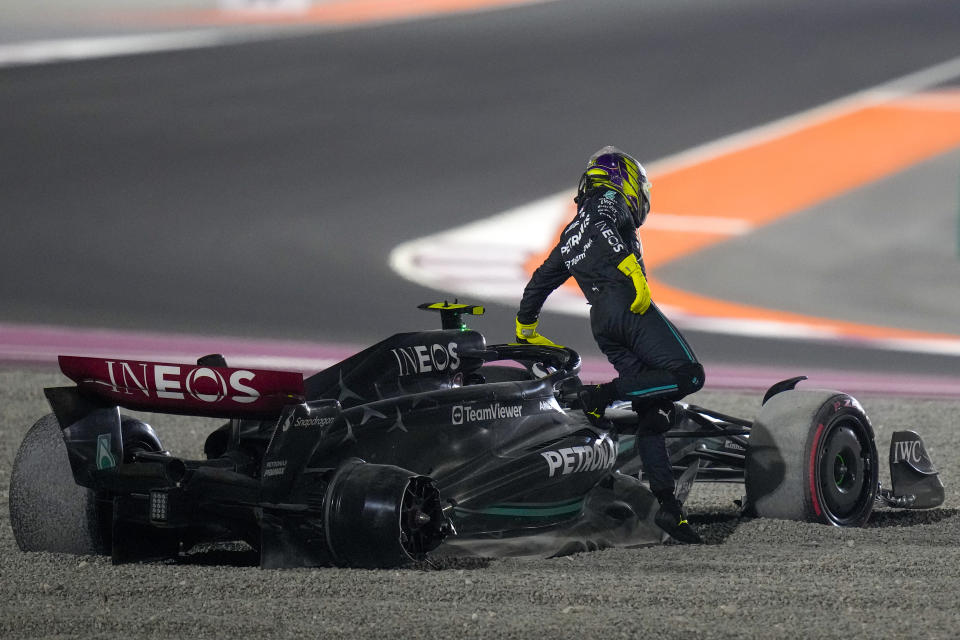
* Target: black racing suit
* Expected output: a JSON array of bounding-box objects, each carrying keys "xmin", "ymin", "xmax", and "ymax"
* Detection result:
[{"xmin": 517, "ymin": 187, "xmax": 704, "ymax": 495}]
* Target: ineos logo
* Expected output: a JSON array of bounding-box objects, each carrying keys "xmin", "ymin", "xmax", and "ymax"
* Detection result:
[
  {"xmin": 601, "ymin": 227, "xmax": 624, "ymax": 253},
  {"xmin": 392, "ymin": 342, "xmax": 461, "ymax": 376},
  {"xmin": 99, "ymin": 361, "xmax": 260, "ymax": 404},
  {"xmin": 185, "ymin": 367, "xmax": 228, "ymax": 403}
]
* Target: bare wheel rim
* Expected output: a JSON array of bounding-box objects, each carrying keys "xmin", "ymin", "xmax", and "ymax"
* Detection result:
[{"xmin": 815, "ymin": 416, "xmax": 874, "ymax": 525}]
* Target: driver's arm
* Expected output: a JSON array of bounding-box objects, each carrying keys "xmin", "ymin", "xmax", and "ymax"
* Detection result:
[
  {"xmin": 516, "ymin": 245, "xmax": 569, "ymax": 345},
  {"xmin": 517, "ymin": 245, "xmax": 569, "ymax": 324}
]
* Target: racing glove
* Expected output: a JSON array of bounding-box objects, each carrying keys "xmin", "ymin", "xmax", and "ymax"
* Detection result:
[
  {"xmin": 515, "ymin": 317, "xmax": 562, "ymax": 347},
  {"xmin": 617, "ymin": 254, "xmax": 651, "ymax": 315}
]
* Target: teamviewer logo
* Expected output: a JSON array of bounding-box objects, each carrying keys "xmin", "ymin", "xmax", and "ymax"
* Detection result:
[{"xmin": 452, "ymin": 405, "xmax": 464, "ymax": 425}]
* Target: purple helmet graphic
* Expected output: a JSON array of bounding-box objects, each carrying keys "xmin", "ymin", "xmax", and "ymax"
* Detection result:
[{"xmin": 578, "ymin": 146, "xmax": 651, "ymax": 227}]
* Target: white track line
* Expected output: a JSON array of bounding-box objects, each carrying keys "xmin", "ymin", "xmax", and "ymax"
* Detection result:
[
  {"xmin": 648, "ymin": 54, "xmax": 960, "ymax": 175},
  {"xmin": 0, "ymin": 0, "xmax": 562, "ymax": 69},
  {"xmin": 645, "ymin": 214, "xmax": 754, "ymax": 235},
  {"xmin": 389, "ymin": 54, "xmax": 960, "ymax": 355},
  {"xmin": 0, "ymin": 30, "xmax": 246, "ymax": 68}
]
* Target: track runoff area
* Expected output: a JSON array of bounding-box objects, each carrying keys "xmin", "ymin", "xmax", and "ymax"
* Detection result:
[
  {"xmin": 3, "ymin": 53, "xmax": 960, "ymax": 397},
  {"xmin": 391, "ymin": 56, "xmax": 960, "ymax": 397}
]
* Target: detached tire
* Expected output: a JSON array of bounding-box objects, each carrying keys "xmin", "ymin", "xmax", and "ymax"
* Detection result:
[
  {"xmin": 746, "ymin": 390, "xmax": 878, "ymax": 527},
  {"xmin": 9, "ymin": 414, "xmax": 111, "ymax": 554}
]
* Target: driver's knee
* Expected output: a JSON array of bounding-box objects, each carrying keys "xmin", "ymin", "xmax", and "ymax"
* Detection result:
[
  {"xmin": 632, "ymin": 399, "xmax": 680, "ymax": 434},
  {"xmin": 675, "ymin": 363, "xmax": 704, "ymax": 396}
]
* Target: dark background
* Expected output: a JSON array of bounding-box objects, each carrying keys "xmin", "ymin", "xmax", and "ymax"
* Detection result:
[{"xmin": 2, "ymin": 0, "xmax": 959, "ymax": 376}]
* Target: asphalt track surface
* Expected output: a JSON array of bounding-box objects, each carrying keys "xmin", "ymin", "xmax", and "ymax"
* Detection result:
[{"xmin": 2, "ymin": 0, "xmax": 960, "ymax": 378}]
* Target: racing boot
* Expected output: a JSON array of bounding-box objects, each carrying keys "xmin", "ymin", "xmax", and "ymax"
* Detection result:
[
  {"xmin": 653, "ymin": 490, "xmax": 702, "ymax": 544},
  {"xmin": 578, "ymin": 382, "xmax": 617, "ymax": 427}
]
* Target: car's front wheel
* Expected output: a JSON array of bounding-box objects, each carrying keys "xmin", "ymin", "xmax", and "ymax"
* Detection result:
[{"xmin": 745, "ymin": 390, "xmax": 878, "ymax": 527}]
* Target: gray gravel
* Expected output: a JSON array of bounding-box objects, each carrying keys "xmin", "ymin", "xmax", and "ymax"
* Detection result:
[{"xmin": 2, "ymin": 368, "xmax": 959, "ymax": 639}]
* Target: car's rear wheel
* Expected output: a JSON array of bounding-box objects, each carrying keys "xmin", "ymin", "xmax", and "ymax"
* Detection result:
[
  {"xmin": 745, "ymin": 390, "xmax": 878, "ymax": 526},
  {"xmin": 324, "ymin": 460, "xmax": 447, "ymax": 567},
  {"xmin": 9, "ymin": 414, "xmax": 111, "ymax": 554},
  {"xmin": 9, "ymin": 413, "xmax": 166, "ymax": 555}
]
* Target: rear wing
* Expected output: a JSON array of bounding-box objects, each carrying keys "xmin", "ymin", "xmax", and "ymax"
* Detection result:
[{"xmin": 56, "ymin": 355, "xmax": 305, "ymax": 420}]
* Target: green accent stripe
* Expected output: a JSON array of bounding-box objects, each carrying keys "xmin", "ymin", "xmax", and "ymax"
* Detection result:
[
  {"xmin": 618, "ymin": 435, "xmax": 636, "ymax": 454},
  {"xmin": 626, "ymin": 384, "xmax": 678, "ymax": 397},
  {"xmin": 665, "ymin": 319, "xmax": 694, "ymax": 361},
  {"xmin": 454, "ymin": 498, "xmax": 584, "ymax": 518}
]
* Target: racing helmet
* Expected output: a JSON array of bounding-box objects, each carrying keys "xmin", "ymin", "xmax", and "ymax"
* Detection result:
[{"xmin": 577, "ymin": 146, "xmax": 652, "ymax": 227}]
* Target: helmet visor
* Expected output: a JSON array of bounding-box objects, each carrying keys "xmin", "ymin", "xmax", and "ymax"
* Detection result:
[{"xmin": 618, "ymin": 153, "xmax": 652, "ymax": 226}]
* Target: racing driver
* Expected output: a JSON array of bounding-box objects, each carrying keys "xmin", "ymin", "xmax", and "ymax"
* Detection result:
[{"xmin": 514, "ymin": 146, "xmax": 704, "ymax": 544}]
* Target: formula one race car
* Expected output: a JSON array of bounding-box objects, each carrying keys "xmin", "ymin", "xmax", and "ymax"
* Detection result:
[{"xmin": 9, "ymin": 303, "xmax": 945, "ymax": 568}]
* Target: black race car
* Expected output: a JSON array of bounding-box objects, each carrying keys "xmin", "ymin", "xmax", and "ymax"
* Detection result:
[{"xmin": 9, "ymin": 303, "xmax": 945, "ymax": 568}]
